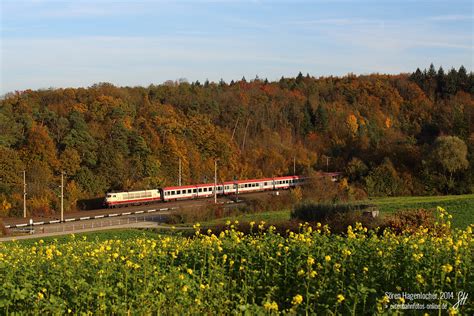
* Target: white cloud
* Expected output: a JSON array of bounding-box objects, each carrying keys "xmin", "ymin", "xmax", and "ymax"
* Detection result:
[{"xmin": 427, "ymin": 15, "xmax": 473, "ymax": 22}]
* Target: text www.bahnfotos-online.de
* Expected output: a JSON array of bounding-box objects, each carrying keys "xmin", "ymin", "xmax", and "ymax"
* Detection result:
[{"xmin": 383, "ymin": 291, "xmax": 469, "ymax": 311}]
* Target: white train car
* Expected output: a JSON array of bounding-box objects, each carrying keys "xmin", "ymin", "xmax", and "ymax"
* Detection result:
[
  {"xmin": 161, "ymin": 176, "xmax": 304, "ymax": 202},
  {"xmin": 161, "ymin": 183, "xmax": 226, "ymax": 202},
  {"xmin": 273, "ymin": 175, "xmax": 302, "ymax": 189},
  {"xmin": 105, "ymin": 189, "xmax": 161, "ymax": 208}
]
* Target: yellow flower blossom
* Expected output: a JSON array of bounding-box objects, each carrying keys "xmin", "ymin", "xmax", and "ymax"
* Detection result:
[
  {"xmin": 336, "ymin": 294, "xmax": 345, "ymax": 303},
  {"xmin": 292, "ymin": 294, "xmax": 303, "ymax": 305},
  {"xmin": 416, "ymin": 274, "xmax": 425, "ymax": 284},
  {"xmin": 263, "ymin": 301, "xmax": 278, "ymax": 311},
  {"xmin": 442, "ymin": 264, "xmax": 453, "ymax": 273},
  {"xmin": 380, "ymin": 295, "xmax": 390, "ymax": 304}
]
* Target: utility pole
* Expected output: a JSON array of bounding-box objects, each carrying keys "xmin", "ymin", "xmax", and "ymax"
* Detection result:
[
  {"xmin": 214, "ymin": 160, "xmax": 217, "ymax": 204},
  {"xmin": 61, "ymin": 171, "xmax": 64, "ymax": 223},
  {"xmin": 326, "ymin": 156, "xmax": 331, "ymax": 172},
  {"xmin": 178, "ymin": 158, "xmax": 182, "ymax": 186},
  {"xmin": 23, "ymin": 170, "xmax": 26, "ymax": 218}
]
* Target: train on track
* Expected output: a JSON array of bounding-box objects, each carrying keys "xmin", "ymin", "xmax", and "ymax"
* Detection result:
[{"xmin": 104, "ymin": 173, "xmax": 341, "ymax": 208}]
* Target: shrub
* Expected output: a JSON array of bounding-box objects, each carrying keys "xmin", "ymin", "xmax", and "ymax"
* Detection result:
[
  {"xmin": 302, "ymin": 176, "xmax": 350, "ymax": 202},
  {"xmin": 381, "ymin": 208, "xmax": 436, "ymax": 234},
  {"xmin": 29, "ymin": 196, "xmax": 52, "ymax": 216},
  {"xmin": 291, "ymin": 202, "xmax": 372, "ymax": 223}
]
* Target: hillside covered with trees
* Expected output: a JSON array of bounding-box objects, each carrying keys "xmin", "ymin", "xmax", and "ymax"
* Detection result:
[{"xmin": 1, "ymin": 64, "xmax": 473, "ymax": 216}]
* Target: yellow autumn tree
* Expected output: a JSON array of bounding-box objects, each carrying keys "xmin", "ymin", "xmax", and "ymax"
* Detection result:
[{"xmin": 346, "ymin": 114, "xmax": 359, "ymax": 136}]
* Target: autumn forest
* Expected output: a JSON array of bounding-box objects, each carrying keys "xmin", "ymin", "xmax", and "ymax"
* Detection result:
[{"xmin": 0, "ymin": 64, "xmax": 473, "ymax": 216}]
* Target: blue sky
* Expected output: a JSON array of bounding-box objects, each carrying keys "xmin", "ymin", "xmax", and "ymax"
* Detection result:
[{"xmin": 1, "ymin": 0, "xmax": 472, "ymax": 94}]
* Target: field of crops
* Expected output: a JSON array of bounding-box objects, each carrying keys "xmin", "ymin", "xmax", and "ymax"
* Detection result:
[
  {"xmin": 367, "ymin": 194, "xmax": 474, "ymax": 229},
  {"xmin": 199, "ymin": 194, "xmax": 474, "ymax": 229},
  {"xmin": 0, "ymin": 208, "xmax": 472, "ymax": 314}
]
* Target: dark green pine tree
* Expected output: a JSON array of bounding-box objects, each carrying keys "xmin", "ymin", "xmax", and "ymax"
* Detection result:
[
  {"xmin": 458, "ymin": 66, "xmax": 468, "ymax": 91},
  {"xmin": 436, "ymin": 66, "xmax": 446, "ymax": 97},
  {"xmin": 446, "ymin": 68, "xmax": 458, "ymax": 95},
  {"xmin": 296, "ymin": 71, "xmax": 304, "ymax": 83},
  {"xmin": 426, "ymin": 63, "xmax": 438, "ymax": 99},
  {"xmin": 427, "ymin": 63, "xmax": 437, "ymax": 78},
  {"xmin": 410, "ymin": 68, "xmax": 424, "ymax": 87},
  {"xmin": 469, "ymin": 72, "xmax": 474, "ymax": 94},
  {"xmin": 314, "ymin": 104, "xmax": 329, "ymax": 132}
]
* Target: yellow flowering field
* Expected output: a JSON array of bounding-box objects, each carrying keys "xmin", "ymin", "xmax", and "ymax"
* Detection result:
[{"xmin": 0, "ymin": 208, "xmax": 472, "ymax": 314}]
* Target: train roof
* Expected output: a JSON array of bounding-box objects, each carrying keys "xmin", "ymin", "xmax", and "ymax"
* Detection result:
[{"xmin": 106, "ymin": 189, "xmax": 160, "ymax": 194}]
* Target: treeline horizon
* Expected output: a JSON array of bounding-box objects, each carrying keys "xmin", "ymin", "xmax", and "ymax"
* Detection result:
[{"xmin": 0, "ymin": 64, "xmax": 473, "ymax": 216}]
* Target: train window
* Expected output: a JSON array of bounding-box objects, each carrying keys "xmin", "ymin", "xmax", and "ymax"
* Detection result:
[
  {"xmin": 204, "ymin": 188, "xmax": 207, "ymax": 192},
  {"xmin": 113, "ymin": 195, "xmax": 116, "ymax": 197},
  {"xmin": 198, "ymin": 188, "xmax": 202, "ymax": 192},
  {"xmin": 177, "ymin": 190, "xmax": 181, "ymax": 194},
  {"xmin": 193, "ymin": 189, "xmax": 197, "ymax": 193},
  {"xmin": 171, "ymin": 191, "xmax": 175, "ymax": 195},
  {"xmin": 218, "ymin": 186, "xmax": 222, "ymax": 190}
]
